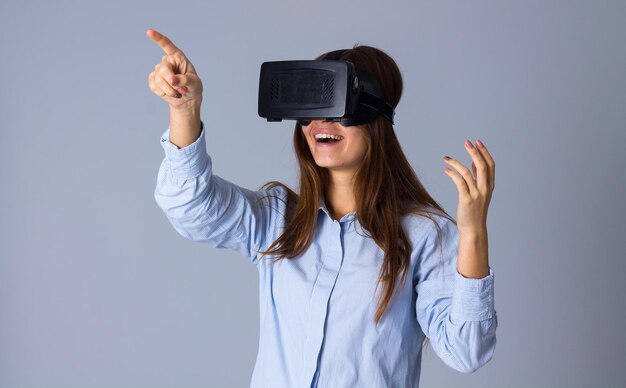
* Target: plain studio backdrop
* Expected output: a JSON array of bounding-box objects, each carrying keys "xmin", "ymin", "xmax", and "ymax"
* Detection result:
[{"xmin": 1, "ymin": 1, "xmax": 624, "ymax": 387}]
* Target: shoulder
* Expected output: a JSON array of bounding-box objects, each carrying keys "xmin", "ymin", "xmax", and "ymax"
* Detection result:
[
  {"xmin": 253, "ymin": 181, "xmax": 297, "ymax": 221},
  {"xmin": 254, "ymin": 181, "xmax": 292, "ymax": 202},
  {"xmin": 401, "ymin": 207, "xmax": 458, "ymax": 249},
  {"xmin": 404, "ymin": 208, "xmax": 460, "ymax": 281}
]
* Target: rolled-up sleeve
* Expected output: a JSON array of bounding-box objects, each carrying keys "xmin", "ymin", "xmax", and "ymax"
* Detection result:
[
  {"xmin": 153, "ymin": 121, "xmax": 287, "ymax": 264},
  {"xmin": 414, "ymin": 215, "xmax": 497, "ymax": 373}
]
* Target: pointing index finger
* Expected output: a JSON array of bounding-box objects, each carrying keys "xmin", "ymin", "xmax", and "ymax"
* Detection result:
[{"xmin": 146, "ymin": 28, "xmax": 181, "ymax": 56}]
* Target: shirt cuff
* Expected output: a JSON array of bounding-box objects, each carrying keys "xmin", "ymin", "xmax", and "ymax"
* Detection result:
[
  {"xmin": 450, "ymin": 267, "xmax": 495, "ymax": 323},
  {"xmin": 159, "ymin": 121, "xmax": 208, "ymax": 180}
]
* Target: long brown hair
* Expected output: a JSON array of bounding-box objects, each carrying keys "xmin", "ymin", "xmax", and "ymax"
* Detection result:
[{"xmin": 255, "ymin": 45, "xmax": 455, "ymax": 345}]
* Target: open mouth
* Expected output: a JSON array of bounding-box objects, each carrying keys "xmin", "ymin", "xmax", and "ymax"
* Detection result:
[{"xmin": 315, "ymin": 134, "xmax": 344, "ymax": 143}]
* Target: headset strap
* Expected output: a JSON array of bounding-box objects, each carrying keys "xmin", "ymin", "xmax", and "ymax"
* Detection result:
[{"xmin": 358, "ymin": 91, "xmax": 395, "ymax": 124}]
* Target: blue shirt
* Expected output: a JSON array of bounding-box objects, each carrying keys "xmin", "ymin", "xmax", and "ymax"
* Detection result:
[{"xmin": 154, "ymin": 122, "xmax": 497, "ymax": 388}]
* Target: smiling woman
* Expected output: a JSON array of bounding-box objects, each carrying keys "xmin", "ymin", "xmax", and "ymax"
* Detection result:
[
  {"xmin": 257, "ymin": 45, "xmax": 460, "ymax": 325},
  {"xmin": 149, "ymin": 28, "xmax": 497, "ymax": 388},
  {"xmin": 300, "ymin": 119, "xmax": 368, "ymax": 184}
]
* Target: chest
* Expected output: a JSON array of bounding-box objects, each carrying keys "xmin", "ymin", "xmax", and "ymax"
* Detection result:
[{"xmin": 267, "ymin": 225, "xmax": 388, "ymax": 319}]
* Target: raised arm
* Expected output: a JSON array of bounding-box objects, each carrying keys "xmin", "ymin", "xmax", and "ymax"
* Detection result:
[
  {"xmin": 147, "ymin": 28, "xmax": 287, "ymax": 263},
  {"xmin": 414, "ymin": 215, "xmax": 498, "ymax": 373},
  {"xmin": 153, "ymin": 122, "xmax": 288, "ymax": 264},
  {"xmin": 146, "ymin": 28, "xmax": 203, "ymax": 147}
]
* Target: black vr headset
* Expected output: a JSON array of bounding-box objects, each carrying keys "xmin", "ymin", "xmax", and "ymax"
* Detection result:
[{"xmin": 258, "ymin": 52, "xmax": 395, "ymax": 127}]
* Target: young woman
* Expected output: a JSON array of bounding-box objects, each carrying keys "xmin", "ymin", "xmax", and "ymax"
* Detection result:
[{"xmin": 147, "ymin": 28, "xmax": 497, "ymax": 388}]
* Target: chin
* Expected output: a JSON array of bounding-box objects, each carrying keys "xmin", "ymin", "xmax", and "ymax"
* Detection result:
[
  {"xmin": 312, "ymin": 155, "xmax": 337, "ymax": 166},
  {"xmin": 313, "ymin": 161, "xmax": 333, "ymax": 168},
  {"xmin": 315, "ymin": 161, "xmax": 349, "ymax": 171}
]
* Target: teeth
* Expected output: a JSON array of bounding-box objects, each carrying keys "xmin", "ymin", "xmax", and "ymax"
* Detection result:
[{"xmin": 315, "ymin": 133, "xmax": 343, "ymax": 141}]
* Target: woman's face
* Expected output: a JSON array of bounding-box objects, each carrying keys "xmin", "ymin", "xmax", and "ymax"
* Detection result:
[{"xmin": 301, "ymin": 120, "xmax": 369, "ymax": 175}]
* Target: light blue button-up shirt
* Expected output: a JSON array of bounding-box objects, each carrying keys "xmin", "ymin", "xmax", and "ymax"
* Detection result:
[{"xmin": 154, "ymin": 122, "xmax": 497, "ymax": 388}]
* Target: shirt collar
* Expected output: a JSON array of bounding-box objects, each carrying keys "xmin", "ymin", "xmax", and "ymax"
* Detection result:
[
  {"xmin": 318, "ymin": 195, "xmax": 357, "ymax": 223},
  {"xmin": 318, "ymin": 196, "xmax": 326, "ymax": 210}
]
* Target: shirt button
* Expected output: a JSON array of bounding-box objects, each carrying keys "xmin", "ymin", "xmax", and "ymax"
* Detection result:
[{"xmin": 348, "ymin": 215, "xmax": 354, "ymax": 220}]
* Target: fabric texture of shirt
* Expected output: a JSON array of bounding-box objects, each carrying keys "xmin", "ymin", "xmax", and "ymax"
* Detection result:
[{"xmin": 154, "ymin": 121, "xmax": 498, "ymax": 388}]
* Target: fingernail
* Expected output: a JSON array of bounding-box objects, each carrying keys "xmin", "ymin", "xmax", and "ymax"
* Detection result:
[
  {"xmin": 443, "ymin": 156, "xmax": 451, "ymax": 160},
  {"xmin": 477, "ymin": 139, "xmax": 484, "ymax": 148},
  {"xmin": 171, "ymin": 76, "xmax": 178, "ymax": 85},
  {"xmin": 465, "ymin": 140, "xmax": 474, "ymax": 149},
  {"xmin": 174, "ymin": 93, "xmax": 182, "ymax": 98}
]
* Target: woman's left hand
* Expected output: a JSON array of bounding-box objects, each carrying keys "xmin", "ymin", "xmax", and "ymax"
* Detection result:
[{"xmin": 443, "ymin": 139, "xmax": 495, "ymax": 236}]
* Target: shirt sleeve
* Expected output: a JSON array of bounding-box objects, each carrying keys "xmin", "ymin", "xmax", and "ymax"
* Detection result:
[
  {"xmin": 414, "ymin": 215, "xmax": 497, "ymax": 373},
  {"xmin": 153, "ymin": 121, "xmax": 288, "ymax": 264}
]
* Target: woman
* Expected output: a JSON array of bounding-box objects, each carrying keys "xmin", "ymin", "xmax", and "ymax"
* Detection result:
[{"xmin": 147, "ymin": 28, "xmax": 497, "ymax": 388}]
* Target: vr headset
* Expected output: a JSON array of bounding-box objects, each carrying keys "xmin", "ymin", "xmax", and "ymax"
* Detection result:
[{"xmin": 258, "ymin": 58, "xmax": 395, "ymax": 127}]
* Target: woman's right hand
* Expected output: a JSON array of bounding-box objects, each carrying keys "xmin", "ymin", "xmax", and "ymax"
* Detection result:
[{"xmin": 146, "ymin": 28, "xmax": 203, "ymax": 110}]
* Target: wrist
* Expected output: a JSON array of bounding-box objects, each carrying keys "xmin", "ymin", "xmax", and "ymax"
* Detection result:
[
  {"xmin": 170, "ymin": 98, "xmax": 202, "ymax": 115},
  {"xmin": 458, "ymin": 226, "xmax": 488, "ymax": 240},
  {"xmin": 457, "ymin": 228, "xmax": 490, "ymax": 279},
  {"xmin": 168, "ymin": 100, "xmax": 202, "ymax": 149}
]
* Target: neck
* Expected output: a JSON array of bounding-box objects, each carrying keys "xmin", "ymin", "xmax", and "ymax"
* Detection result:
[{"xmin": 324, "ymin": 170, "xmax": 357, "ymax": 221}]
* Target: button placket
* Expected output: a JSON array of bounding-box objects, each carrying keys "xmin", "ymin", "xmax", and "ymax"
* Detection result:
[{"xmin": 302, "ymin": 219, "xmax": 344, "ymax": 387}]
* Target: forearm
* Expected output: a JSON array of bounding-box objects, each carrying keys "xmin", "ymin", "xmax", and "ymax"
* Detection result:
[
  {"xmin": 457, "ymin": 229, "xmax": 490, "ymax": 279},
  {"xmin": 168, "ymin": 100, "xmax": 202, "ymax": 149},
  {"xmin": 415, "ymin": 217, "xmax": 497, "ymax": 373}
]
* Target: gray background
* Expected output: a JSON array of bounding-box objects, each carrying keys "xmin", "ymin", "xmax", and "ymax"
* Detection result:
[{"xmin": 1, "ymin": 0, "xmax": 624, "ymax": 387}]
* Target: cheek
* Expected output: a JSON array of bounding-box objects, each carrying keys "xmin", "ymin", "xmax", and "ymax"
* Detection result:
[
  {"xmin": 301, "ymin": 129, "xmax": 312, "ymax": 145},
  {"xmin": 353, "ymin": 137, "xmax": 368, "ymax": 158}
]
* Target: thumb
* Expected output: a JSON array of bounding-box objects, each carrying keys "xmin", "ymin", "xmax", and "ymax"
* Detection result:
[
  {"xmin": 174, "ymin": 73, "xmax": 202, "ymax": 97},
  {"xmin": 167, "ymin": 54, "xmax": 196, "ymax": 73},
  {"xmin": 171, "ymin": 73, "xmax": 197, "ymax": 88}
]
